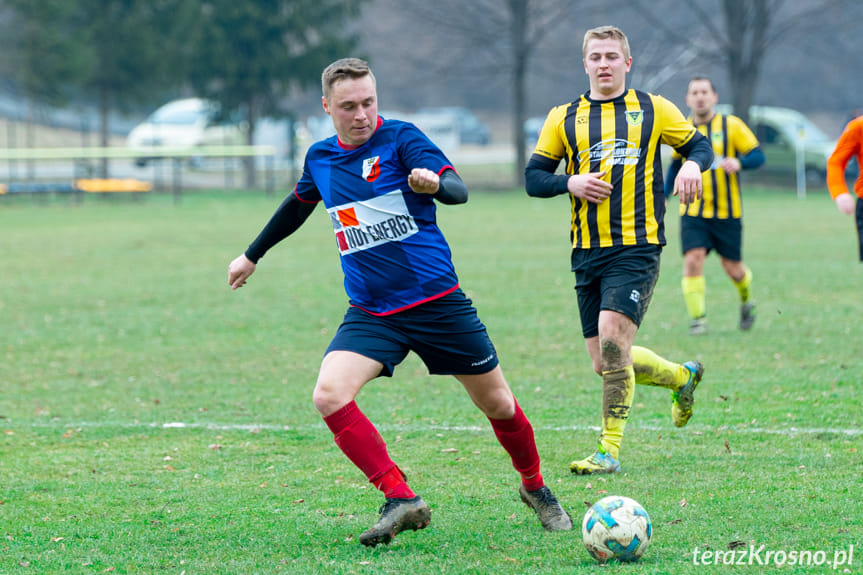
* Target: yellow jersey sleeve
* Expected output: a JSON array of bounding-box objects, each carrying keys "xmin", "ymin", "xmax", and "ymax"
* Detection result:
[
  {"xmin": 655, "ymin": 95, "xmax": 698, "ymax": 150},
  {"xmin": 728, "ymin": 115, "xmax": 760, "ymax": 155},
  {"xmin": 533, "ymin": 105, "xmax": 569, "ymax": 162}
]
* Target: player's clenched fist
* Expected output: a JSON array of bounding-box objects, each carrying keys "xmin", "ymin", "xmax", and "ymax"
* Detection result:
[{"xmin": 408, "ymin": 168, "xmax": 440, "ymax": 195}]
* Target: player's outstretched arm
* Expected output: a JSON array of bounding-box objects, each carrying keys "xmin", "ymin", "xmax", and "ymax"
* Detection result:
[
  {"xmin": 228, "ymin": 254, "xmax": 256, "ymax": 290},
  {"xmin": 228, "ymin": 190, "xmax": 318, "ymax": 290}
]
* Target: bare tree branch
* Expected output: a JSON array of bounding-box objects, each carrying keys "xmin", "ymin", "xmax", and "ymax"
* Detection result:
[{"xmin": 687, "ymin": 0, "xmax": 728, "ymax": 48}]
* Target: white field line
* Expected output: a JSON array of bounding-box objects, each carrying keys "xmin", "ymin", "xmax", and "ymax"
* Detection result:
[{"xmin": 10, "ymin": 421, "xmax": 863, "ymax": 437}]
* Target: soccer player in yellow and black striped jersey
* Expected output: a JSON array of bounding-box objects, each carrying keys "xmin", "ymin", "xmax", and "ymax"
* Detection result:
[
  {"xmin": 526, "ymin": 26, "xmax": 714, "ymax": 475},
  {"xmin": 664, "ymin": 77, "xmax": 765, "ymax": 335}
]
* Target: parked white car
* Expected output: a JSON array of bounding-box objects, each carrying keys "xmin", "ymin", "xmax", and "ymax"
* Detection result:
[
  {"xmin": 417, "ymin": 107, "xmax": 491, "ymax": 146},
  {"xmin": 715, "ymin": 105, "xmax": 840, "ymax": 182},
  {"xmin": 126, "ymin": 98, "xmax": 247, "ymax": 166}
]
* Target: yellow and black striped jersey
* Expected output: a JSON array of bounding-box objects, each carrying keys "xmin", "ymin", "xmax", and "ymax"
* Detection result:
[
  {"xmin": 672, "ymin": 114, "xmax": 759, "ymax": 219},
  {"xmin": 534, "ymin": 89, "xmax": 698, "ymax": 249}
]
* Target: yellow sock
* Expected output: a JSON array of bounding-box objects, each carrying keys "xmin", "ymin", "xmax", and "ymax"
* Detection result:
[
  {"xmin": 681, "ymin": 275, "xmax": 706, "ymax": 319},
  {"xmin": 599, "ymin": 366, "xmax": 635, "ymax": 460},
  {"xmin": 733, "ymin": 266, "xmax": 752, "ymax": 303},
  {"xmin": 632, "ymin": 346, "xmax": 689, "ymax": 390}
]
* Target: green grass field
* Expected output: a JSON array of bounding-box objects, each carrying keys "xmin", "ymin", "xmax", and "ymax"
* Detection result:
[{"xmin": 2, "ymin": 186, "xmax": 861, "ymax": 574}]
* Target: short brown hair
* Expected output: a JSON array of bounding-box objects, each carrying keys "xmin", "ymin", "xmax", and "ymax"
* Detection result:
[
  {"xmin": 321, "ymin": 58, "xmax": 375, "ymax": 98},
  {"xmin": 688, "ymin": 76, "xmax": 716, "ymax": 93},
  {"xmin": 582, "ymin": 26, "xmax": 630, "ymax": 60}
]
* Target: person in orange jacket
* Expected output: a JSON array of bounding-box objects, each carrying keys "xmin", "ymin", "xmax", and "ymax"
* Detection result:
[{"xmin": 826, "ymin": 115, "xmax": 863, "ymax": 261}]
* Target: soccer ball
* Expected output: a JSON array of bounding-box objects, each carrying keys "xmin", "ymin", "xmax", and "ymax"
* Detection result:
[{"xmin": 581, "ymin": 495, "xmax": 652, "ymax": 563}]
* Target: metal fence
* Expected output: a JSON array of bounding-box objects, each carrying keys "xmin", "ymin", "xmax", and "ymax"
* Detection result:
[{"xmin": 0, "ymin": 145, "xmax": 281, "ymax": 201}]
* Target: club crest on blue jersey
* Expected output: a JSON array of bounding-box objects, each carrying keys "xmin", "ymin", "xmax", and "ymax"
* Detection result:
[{"xmin": 362, "ymin": 156, "xmax": 381, "ymax": 182}]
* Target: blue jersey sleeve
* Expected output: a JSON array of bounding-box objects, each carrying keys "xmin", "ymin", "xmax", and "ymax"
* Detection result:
[
  {"xmin": 294, "ymin": 149, "xmax": 324, "ymax": 203},
  {"xmin": 396, "ymin": 123, "xmax": 455, "ymax": 176}
]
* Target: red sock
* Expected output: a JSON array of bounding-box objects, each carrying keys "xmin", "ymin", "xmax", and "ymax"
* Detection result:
[
  {"xmin": 488, "ymin": 399, "xmax": 544, "ymax": 491},
  {"xmin": 323, "ymin": 401, "xmax": 415, "ymax": 498},
  {"xmin": 372, "ymin": 465, "xmax": 415, "ymax": 499}
]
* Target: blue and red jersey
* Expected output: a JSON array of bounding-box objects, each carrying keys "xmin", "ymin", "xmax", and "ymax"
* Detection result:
[{"xmin": 295, "ymin": 116, "xmax": 459, "ymax": 315}]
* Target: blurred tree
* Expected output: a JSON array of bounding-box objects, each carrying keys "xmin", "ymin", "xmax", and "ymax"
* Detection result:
[
  {"xmin": 0, "ymin": 0, "xmax": 85, "ymax": 107},
  {"xmin": 395, "ymin": 0, "xmax": 582, "ymax": 187},
  {"xmin": 631, "ymin": 0, "xmax": 858, "ymax": 126},
  {"xmin": 75, "ymin": 0, "xmax": 200, "ymax": 176},
  {"xmin": 187, "ymin": 0, "xmax": 368, "ymax": 187},
  {"xmin": 0, "ymin": 0, "xmax": 199, "ymax": 176},
  {"xmin": 0, "ymin": 0, "xmax": 86, "ymax": 177}
]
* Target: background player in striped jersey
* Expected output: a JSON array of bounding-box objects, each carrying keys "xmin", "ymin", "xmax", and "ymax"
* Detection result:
[
  {"xmin": 525, "ymin": 26, "xmax": 713, "ymax": 475},
  {"xmin": 228, "ymin": 58, "xmax": 571, "ymax": 546},
  {"xmin": 665, "ymin": 77, "xmax": 765, "ymax": 335}
]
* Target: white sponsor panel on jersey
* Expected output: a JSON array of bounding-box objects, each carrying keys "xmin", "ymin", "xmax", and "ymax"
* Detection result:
[{"xmin": 328, "ymin": 190, "xmax": 419, "ymax": 255}]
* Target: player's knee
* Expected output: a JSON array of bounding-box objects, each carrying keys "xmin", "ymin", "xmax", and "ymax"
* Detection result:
[
  {"xmin": 312, "ymin": 381, "xmax": 348, "ymax": 416},
  {"xmin": 479, "ymin": 391, "xmax": 515, "ymax": 419},
  {"xmin": 311, "ymin": 385, "xmax": 330, "ymax": 415},
  {"xmin": 601, "ymin": 338, "xmax": 621, "ymax": 360},
  {"xmin": 722, "ymin": 259, "xmax": 745, "ymax": 279},
  {"xmin": 600, "ymin": 338, "xmax": 628, "ymax": 371}
]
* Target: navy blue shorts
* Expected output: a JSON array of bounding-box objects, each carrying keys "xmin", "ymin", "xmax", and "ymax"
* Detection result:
[
  {"xmin": 681, "ymin": 215, "xmax": 742, "ymax": 261},
  {"xmin": 571, "ymin": 244, "xmax": 661, "ymax": 338},
  {"xmin": 325, "ymin": 288, "xmax": 499, "ymax": 377}
]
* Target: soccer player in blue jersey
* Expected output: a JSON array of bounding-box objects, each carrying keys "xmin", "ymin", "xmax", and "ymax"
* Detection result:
[{"xmin": 228, "ymin": 58, "xmax": 571, "ymax": 546}]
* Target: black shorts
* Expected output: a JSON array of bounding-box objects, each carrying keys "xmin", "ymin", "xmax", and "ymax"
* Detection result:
[
  {"xmin": 325, "ymin": 288, "xmax": 499, "ymax": 377},
  {"xmin": 680, "ymin": 215, "xmax": 742, "ymax": 261},
  {"xmin": 571, "ymin": 244, "xmax": 661, "ymax": 338},
  {"xmin": 856, "ymin": 197, "xmax": 863, "ymax": 262}
]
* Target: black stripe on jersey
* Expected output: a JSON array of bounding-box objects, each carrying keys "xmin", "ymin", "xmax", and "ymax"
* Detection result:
[
  {"xmin": 586, "ymin": 101, "xmax": 603, "ymax": 246},
  {"xmin": 704, "ymin": 120, "xmax": 716, "ymax": 218},
  {"xmin": 721, "ymin": 114, "xmax": 732, "ymax": 203},
  {"xmin": 611, "ymin": 99, "xmax": 626, "ymax": 246},
  {"xmin": 564, "ymin": 102, "xmax": 579, "ymax": 175},
  {"xmin": 564, "ymin": 102, "xmax": 582, "ymax": 247},
  {"xmin": 634, "ymin": 91, "xmax": 652, "ymax": 244}
]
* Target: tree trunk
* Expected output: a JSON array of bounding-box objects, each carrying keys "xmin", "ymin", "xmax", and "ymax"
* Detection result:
[
  {"xmin": 510, "ymin": 0, "xmax": 528, "ymax": 187},
  {"xmin": 245, "ymin": 103, "xmax": 257, "ymax": 189},
  {"xmin": 723, "ymin": 0, "xmax": 770, "ymax": 125},
  {"xmin": 26, "ymin": 101, "xmax": 35, "ymax": 180},
  {"xmin": 99, "ymin": 83, "xmax": 110, "ymax": 179}
]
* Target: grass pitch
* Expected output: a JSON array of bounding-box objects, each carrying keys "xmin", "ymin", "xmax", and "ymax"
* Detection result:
[{"xmin": 1, "ymin": 186, "xmax": 861, "ymax": 574}]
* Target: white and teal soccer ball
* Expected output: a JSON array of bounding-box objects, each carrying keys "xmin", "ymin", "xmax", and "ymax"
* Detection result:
[{"xmin": 581, "ymin": 495, "xmax": 652, "ymax": 563}]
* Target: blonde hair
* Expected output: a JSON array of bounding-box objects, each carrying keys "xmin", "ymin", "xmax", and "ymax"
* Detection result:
[
  {"xmin": 321, "ymin": 58, "xmax": 375, "ymax": 98},
  {"xmin": 582, "ymin": 26, "xmax": 630, "ymax": 60}
]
